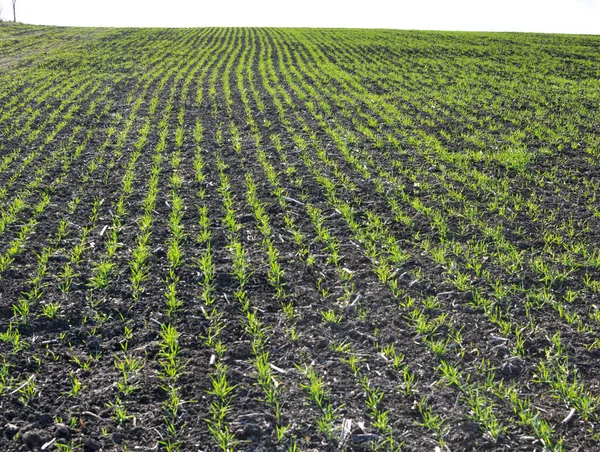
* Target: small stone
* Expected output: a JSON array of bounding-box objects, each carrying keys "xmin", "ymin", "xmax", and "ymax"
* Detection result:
[
  {"xmin": 83, "ymin": 438, "xmax": 102, "ymax": 452},
  {"xmin": 85, "ymin": 336, "xmax": 101, "ymax": 353},
  {"xmin": 55, "ymin": 424, "xmax": 71, "ymax": 440},
  {"xmin": 5, "ymin": 423, "xmax": 19, "ymax": 439},
  {"xmin": 314, "ymin": 339, "xmax": 328, "ymax": 349},
  {"xmin": 51, "ymin": 254, "xmax": 69, "ymax": 262},
  {"xmin": 239, "ymin": 423, "xmax": 262, "ymax": 440},
  {"xmin": 24, "ymin": 423, "xmax": 38, "ymax": 432},
  {"xmin": 38, "ymin": 413, "xmax": 53, "ymax": 428},
  {"xmin": 501, "ymin": 356, "xmax": 524, "ymax": 377},
  {"xmin": 353, "ymin": 433, "xmax": 381, "ymax": 443},
  {"xmin": 22, "ymin": 432, "xmax": 42, "ymax": 449},
  {"xmin": 111, "ymin": 431, "xmax": 122, "ymax": 444}
]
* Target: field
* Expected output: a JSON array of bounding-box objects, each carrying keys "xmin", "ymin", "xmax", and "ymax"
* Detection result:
[{"xmin": 0, "ymin": 23, "xmax": 600, "ymax": 451}]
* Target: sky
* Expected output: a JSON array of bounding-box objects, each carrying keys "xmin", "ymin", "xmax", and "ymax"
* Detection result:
[{"xmin": 0, "ymin": 0, "xmax": 599, "ymax": 34}]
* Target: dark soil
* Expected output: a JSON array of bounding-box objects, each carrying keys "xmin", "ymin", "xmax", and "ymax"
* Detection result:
[{"xmin": 1, "ymin": 25, "xmax": 600, "ymax": 452}]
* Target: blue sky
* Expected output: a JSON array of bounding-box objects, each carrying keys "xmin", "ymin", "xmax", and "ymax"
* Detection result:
[{"xmin": 1, "ymin": 0, "xmax": 599, "ymax": 34}]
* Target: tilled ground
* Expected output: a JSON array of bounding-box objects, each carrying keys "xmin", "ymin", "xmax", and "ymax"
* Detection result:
[{"xmin": 1, "ymin": 24, "xmax": 600, "ymax": 452}]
